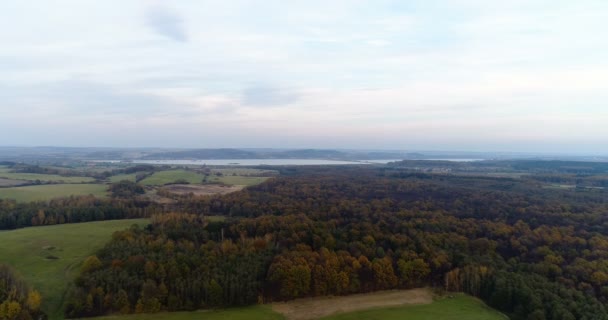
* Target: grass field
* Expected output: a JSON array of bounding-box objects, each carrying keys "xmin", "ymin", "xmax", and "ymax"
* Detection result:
[
  {"xmin": 140, "ymin": 170, "xmax": 206, "ymax": 185},
  {"xmin": 108, "ymin": 173, "xmax": 139, "ymax": 183},
  {"xmin": 0, "ymin": 172, "xmax": 95, "ymax": 183},
  {"xmin": 319, "ymin": 294, "xmax": 506, "ymax": 320},
  {"xmin": 0, "ymin": 184, "xmax": 108, "ymax": 202},
  {"xmin": 92, "ymin": 305, "xmax": 284, "ymax": 320},
  {"xmin": 0, "ymin": 219, "xmax": 149, "ymax": 319}
]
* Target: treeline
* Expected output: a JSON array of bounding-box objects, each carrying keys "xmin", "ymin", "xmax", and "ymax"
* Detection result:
[
  {"xmin": 0, "ymin": 196, "xmax": 161, "ymax": 230},
  {"xmin": 0, "ymin": 264, "xmax": 43, "ymax": 320},
  {"xmin": 1, "ymin": 163, "xmax": 160, "ymax": 182},
  {"xmin": 67, "ymin": 171, "xmax": 608, "ymax": 319}
]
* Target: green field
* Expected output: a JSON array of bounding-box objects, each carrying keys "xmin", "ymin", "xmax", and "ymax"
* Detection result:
[
  {"xmin": 0, "ymin": 172, "xmax": 95, "ymax": 183},
  {"xmin": 319, "ymin": 294, "xmax": 506, "ymax": 320},
  {"xmin": 0, "ymin": 183, "xmax": 108, "ymax": 202},
  {"xmin": 0, "ymin": 219, "xmax": 149, "ymax": 318},
  {"xmin": 140, "ymin": 170, "xmax": 206, "ymax": 185},
  {"xmin": 93, "ymin": 305, "xmax": 284, "ymax": 320},
  {"xmin": 108, "ymin": 173, "xmax": 139, "ymax": 183}
]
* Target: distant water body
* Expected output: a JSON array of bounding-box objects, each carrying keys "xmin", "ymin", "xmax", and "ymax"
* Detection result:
[{"xmin": 92, "ymin": 159, "xmax": 482, "ymax": 166}]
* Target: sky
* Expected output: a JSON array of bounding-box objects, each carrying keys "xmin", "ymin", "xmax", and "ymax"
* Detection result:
[{"xmin": 0, "ymin": 0, "xmax": 607, "ymax": 154}]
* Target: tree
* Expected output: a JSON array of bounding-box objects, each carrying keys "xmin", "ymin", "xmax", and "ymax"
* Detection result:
[
  {"xmin": 6, "ymin": 301, "xmax": 21, "ymax": 320},
  {"xmin": 208, "ymin": 280, "xmax": 223, "ymax": 307},
  {"xmin": 81, "ymin": 256, "xmax": 102, "ymax": 274},
  {"xmin": 26, "ymin": 290, "xmax": 41, "ymax": 311},
  {"xmin": 109, "ymin": 180, "xmax": 145, "ymax": 198},
  {"xmin": 397, "ymin": 258, "xmax": 430, "ymax": 287}
]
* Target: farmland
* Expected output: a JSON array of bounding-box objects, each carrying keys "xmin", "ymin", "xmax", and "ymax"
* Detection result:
[
  {"xmin": 140, "ymin": 168, "xmax": 270, "ymax": 186},
  {"xmin": 0, "ymin": 172, "xmax": 95, "ymax": 183},
  {"xmin": 0, "ymin": 219, "xmax": 149, "ymax": 318},
  {"xmin": 140, "ymin": 170, "xmax": 206, "ymax": 185},
  {"xmin": 0, "ymin": 164, "xmax": 273, "ymax": 203},
  {"xmin": 0, "ymin": 183, "xmax": 108, "ymax": 202},
  {"xmin": 108, "ymin": 173, "xmax": 139, "ymax": 183},
  {"xmin": 0, "ymin": 177, "xmax": 27, "ymax": 187}
]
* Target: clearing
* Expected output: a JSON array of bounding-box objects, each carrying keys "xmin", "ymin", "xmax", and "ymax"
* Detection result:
[
  {"xmin": 162, "ymin": 184, "xmax": 244, "ymax": 196},
  {"xmin": 140, "ymin": 170, "xmax": 206, "ymax": 185},
  {"xmin": 319, "ymin": 293, "xmax": 506, "ymax": 320},
  {"xmin": 0, "ymin": 183, "xmax": 108, "ymax": 202},
  {"xmin": 271, "ymin": 289, "xmax": 432, "ymax": 320},
  {"xmin": 0, "ymin": 219, "xmax": 149, "ymax": 319}
]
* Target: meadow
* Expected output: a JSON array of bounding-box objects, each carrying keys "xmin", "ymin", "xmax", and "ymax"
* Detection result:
[
  {"xmin": 140, "ymin": 170, "xmax": 206, "ymax": 185},
  {"xmin": 0, "ymin": 219, "xmax": 149, "ymax": 318},
  {"xmin": 108, "ymin": 173, "xmax": 139, "ymax": 183},
  {"xmin": 0, "ymin": 172, "xmax": 95, "ymax": 183},
  {"xmin": 92, "ymin": 305, "xmax": 284, "ymax": 320},
  {"xmin": 0, "ymin": 183, "xmax": 108, "ymax": 202}
]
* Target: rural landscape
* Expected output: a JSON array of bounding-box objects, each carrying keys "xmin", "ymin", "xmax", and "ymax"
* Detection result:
[
  {"xmin": 2, "ymin": 1, "xmax": 607, "ymax": 319},
  {"xmin": 1, "ymin": 152, "xmax": 608, "ymax": 319}
]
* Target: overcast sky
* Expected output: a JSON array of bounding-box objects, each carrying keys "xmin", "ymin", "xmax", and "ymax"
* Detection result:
[{"xmin": 0, "ymin": 1, "xmax": 607, "ymax": 153}]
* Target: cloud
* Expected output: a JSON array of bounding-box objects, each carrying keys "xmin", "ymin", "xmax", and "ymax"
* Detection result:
[
  {"xmin": 241, "ymin": 85, "xmax": 300, "ymax": 107},
  {"xmin": 0, "ymin": 0, "xmax": 607, "ymax": 152},
  {"xmin": 0, "ymin": 80, "xmax": 183, "ymax": 117},
  {"xmin": 145, "ymin": 5, "xmax": 187, "ymax": 42}
]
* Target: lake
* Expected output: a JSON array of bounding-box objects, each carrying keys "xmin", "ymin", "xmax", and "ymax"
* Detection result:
[{"xmin": 92, "ymin": 159, "xmax": 483, "ymax": 166}]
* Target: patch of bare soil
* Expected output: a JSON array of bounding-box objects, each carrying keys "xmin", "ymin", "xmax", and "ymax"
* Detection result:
[
  {"xmin": 164, "ymin": 184, "xmax": 244, "ymax": 196},
  {"xmin": 271, "ymin": 288, "xmax": 433, "ymax": 320}
]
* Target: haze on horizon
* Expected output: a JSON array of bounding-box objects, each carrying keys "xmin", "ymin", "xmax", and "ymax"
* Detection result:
[{"xmin": 0, "ymin": 1, "xmax": 607, "ymax": 154}]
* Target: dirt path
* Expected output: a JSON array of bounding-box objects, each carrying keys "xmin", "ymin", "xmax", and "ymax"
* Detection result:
[{"xmin": 271, "ymin": 288, "xmax": 433, "ymax": 320}]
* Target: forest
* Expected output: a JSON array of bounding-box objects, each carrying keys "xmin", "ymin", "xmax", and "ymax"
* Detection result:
[
  {"xmin": 60, "ymin": 166, "xmax": 608, "ymax": 320},
  {"xmin": 0, "ymin": 264, "xmax": 42, "ymax": 319}
]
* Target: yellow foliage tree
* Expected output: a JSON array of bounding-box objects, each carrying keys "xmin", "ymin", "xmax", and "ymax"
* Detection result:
[{"xmin": 26, "ymin": 290, "xmax": 41, "ymax": 311}]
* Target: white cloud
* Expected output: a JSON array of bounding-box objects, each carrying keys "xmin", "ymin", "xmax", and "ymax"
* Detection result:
[{"xmin": 0, "ymin": 0, "xmax": 606, "ymax": 153}]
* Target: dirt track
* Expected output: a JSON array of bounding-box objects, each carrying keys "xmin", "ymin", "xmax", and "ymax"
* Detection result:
[{"xmin": 271, "ymin": 288, "xmax": 433, "ymax": 320}]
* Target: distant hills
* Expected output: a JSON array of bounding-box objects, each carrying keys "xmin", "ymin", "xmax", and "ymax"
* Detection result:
[
  {"xmin": 0, "ymin": 146, "xmax": 607, "ymax": 163},
  {"xmin": 140, "ymin": 148, "xmax": 417, "ymax": 161}
]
